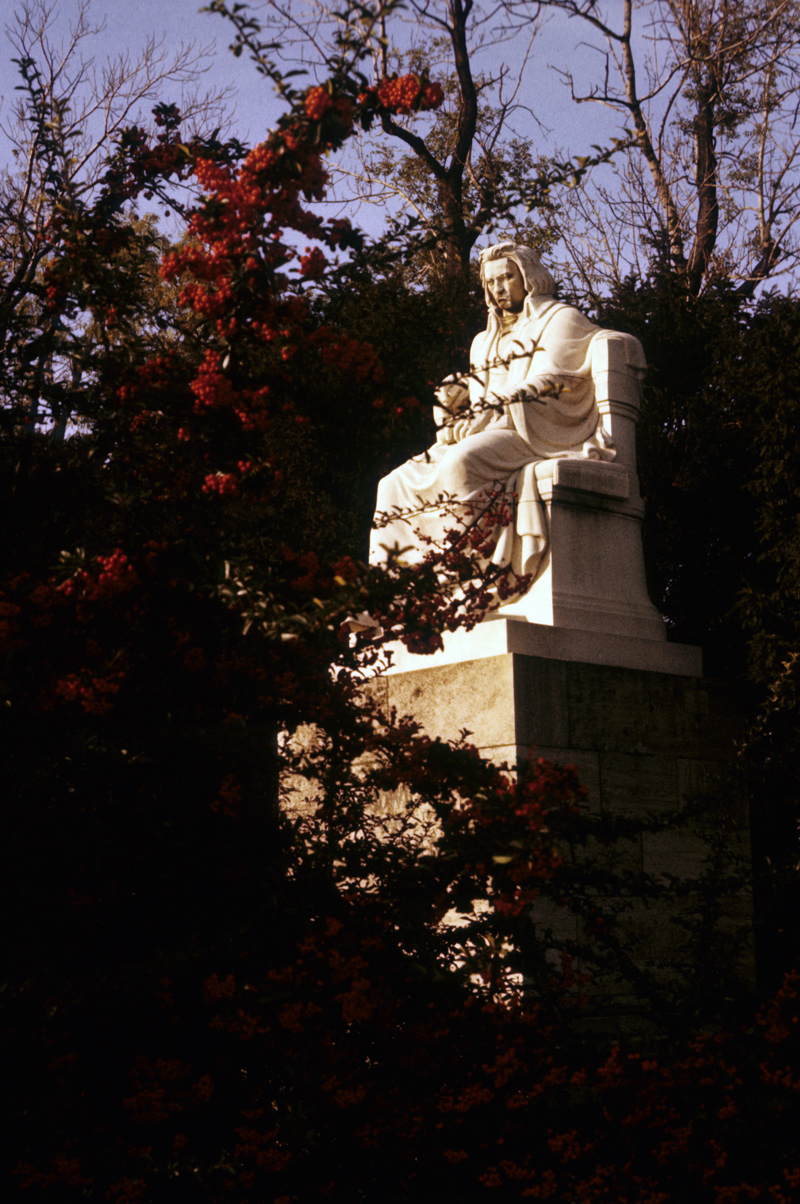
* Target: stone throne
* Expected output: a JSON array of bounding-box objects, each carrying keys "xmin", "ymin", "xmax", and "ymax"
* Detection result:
[{"xmin": 499, "ymin": 332, "xmax": 659, "ymax": 636}]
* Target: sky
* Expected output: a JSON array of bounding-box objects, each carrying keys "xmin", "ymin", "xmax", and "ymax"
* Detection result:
[
  {"xmin": 0, "ymin": 0, "xmax": 621, "ymax": 239},
  {"xmin": 17, "ymin": 0, "xmax": 611, "ymax": 146},
  {"xmin": 0, "ymin": 0, "xmax": 285, "ymax": 146}
]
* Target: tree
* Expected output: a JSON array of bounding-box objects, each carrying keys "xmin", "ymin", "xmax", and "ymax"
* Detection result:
[
  {"xmin": 210, "ymin": 0, "xmax": 527, "ymax": 281},
  {"xmin": 205, "ymin": 1, "xmax": 800, "ymax": 300},
  {"xmin": 533, "ymin": 0, "xmax": 800, "ymax": 299},
  {"xmin": 0, "ymin": 0, "xmax": 232, "ymax": 434},
  {"xmin": 0, "ymin": 35, "xmax": 590, "ymax": 1199},
  {"xmin": 207, "ymin": 0, "xmax": 622, "ymax": 288}
]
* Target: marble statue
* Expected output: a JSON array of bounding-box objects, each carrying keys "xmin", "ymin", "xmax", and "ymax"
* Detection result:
[
  {"xmin": 368, "ymin": 245, "xmax": 698, "ymax": 695},
  {"xmin": 369, "ymin": 242, "xmax": 622, "ymax": 588}
]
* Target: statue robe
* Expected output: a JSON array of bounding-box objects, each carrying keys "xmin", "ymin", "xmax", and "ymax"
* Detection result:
[{"xmin": 369, "ymin": 292, "xmax": 614, "ymax": 583}]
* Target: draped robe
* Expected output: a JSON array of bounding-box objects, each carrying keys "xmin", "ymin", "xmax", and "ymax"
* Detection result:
[{"xmin": 369, "ymin": 292, "xmax": 615, "ymax": 584}]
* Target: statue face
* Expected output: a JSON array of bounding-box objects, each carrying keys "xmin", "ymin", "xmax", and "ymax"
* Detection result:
[{"xmin": 483, "ymin": 257, "xmax": 526, "ymax": 312}]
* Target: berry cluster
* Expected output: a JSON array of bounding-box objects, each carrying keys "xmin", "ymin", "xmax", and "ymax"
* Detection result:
[
  {"xmin": 188, "ymin": 351, "xmax": 271, "ymax": 432},
  {"xmin": 312, "ymin": 331, "xmax": 385, "ymax": 384},
  {"xmin": 304, "ymin": 86, "xmax": 333, "ymax": 121},
  {"xmin": 377, "ymin": 74, "xmax": 422, "ymax": 111},
  {"xmin": 299, "ymin": 247, "xmax": 327, "ymax": 280},
  {"xmin": 202, "ymin": 472, "xmax": 240, "ymax": 498},
  {"xmin": 53, "ymin": 670, "xmax": 125, "ymax": 716},
  {"xmin": 368, "ymin": 74, "xmax": 444, "ymax": 114},
  {"xmin": 189, "ymin": 351, "xmax": 237, "ymax": 413},
  {"xmin": 57, "ymin": 550, "xmax": 139, "ymax": 603}
]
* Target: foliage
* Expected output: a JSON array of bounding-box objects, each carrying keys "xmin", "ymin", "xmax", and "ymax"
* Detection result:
[
  {"xmin": 207, "ymin": 0, "xmax": 630, "ymax": 289},
  {"xmin": 0, "ymin": 0, "xmax": 233, "ymax": 435},
  {"xmin": 594, "ymin": 274, "xmax": 753, "ymax": 669},
  {"xmin": 593, "ymin": 271, "xmax": 800, "ymax": 982},
  {"xmin": 200, "ymin": 0, "xmax": 800, "ymax": 300},
  {"xmin": 0, "ymin": 36, "xmax": 565, "ymax": 1200}
]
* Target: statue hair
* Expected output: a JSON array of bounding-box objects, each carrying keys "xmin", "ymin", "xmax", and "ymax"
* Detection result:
[{"xmin": 479, "ymin": 242, "xmax": 556, "ymax": 307}]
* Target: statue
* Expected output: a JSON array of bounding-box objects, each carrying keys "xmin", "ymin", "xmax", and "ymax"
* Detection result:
[{"xmin": 369, "ymin": 242, "xmax": 622, "ymax": 591}]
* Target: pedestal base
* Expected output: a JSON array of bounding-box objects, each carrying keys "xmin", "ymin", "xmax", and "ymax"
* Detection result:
[
  {"xmin": 371, "ymin": 650, "xmax": 755, "ymax": 1020},
  {"xmin": 384, "ymin": 616, "xmax": 702, "ymax": 677}
]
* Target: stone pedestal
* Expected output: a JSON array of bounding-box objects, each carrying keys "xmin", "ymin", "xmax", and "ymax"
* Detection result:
[
  {"xmin": 371, "ymin": 650, "xmax": 755, "ymax": 1022},
  {"xmin": 368, "ymin": 318, "xmax": 754, "ymax": 1024},
  {"xmin": 385, "ymin": 615, "xmax": 702, "ymax": 677}
]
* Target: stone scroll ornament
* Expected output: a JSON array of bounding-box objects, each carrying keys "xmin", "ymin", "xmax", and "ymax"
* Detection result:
[{"xmin": 369, "ymin": 242, "xmax": 645, "ymax": 607}]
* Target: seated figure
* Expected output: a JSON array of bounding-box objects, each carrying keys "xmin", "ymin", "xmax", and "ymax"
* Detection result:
[{"xmin": 369, "ymin": 241, "xmax": 624, "ymax": 587}]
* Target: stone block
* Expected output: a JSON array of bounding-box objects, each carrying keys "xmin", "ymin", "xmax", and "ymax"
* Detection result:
[
  {"xmin": 600, "ymin": 751, "xmax": 678, "ymax": 818},
  {"xmin": 678, "ymin": 757, "xmax": 722, "ymax": 805},
  {"xmin": 677, "ymin": 758, "xmax": 752, "ymax": 833},
  {"xmin": 523, "ymin": 746, "xmax": 602, "ymax": 812},
  {"xmin": 513, "ymin": 655, "xmax": 570, "ymax": 748},
  {"xmin": 366, "ymin": 674, "xmax": 389, "ymax": 709},
  {"xmin": 642, "ymin": 827, "xmax": 713, "ymax": 884},
  {"xmin": 607, "ymin": 896, "xmax": 702, "ymax": 979},
  {"xmin": 365, "ymin": 649, "xmax": 755, "ymax": 1011},
  {"xmin": 579, "ymin": 830, "xmax": 644, "ymax": 878},
  {"xmin": 528, "ymin": 896, "xmax": 579, "ymax": 964},
  {"xmin": 715, "ymin": 893, "xmax": 757, "ymax": 991},
  {"xmin": 383, "ymin": 616, "xmax": 702, "ymax": 677},
  {"xmin": 566, "ymin": 663, "xmax": 705, "ymax": 756},
  {"xmin": 480, "ymin": 743, "xmax": 523, "ymax": 769},
  {"xmin": 386, "ymin": 654, "xmax": 516, "ymax": 750}
]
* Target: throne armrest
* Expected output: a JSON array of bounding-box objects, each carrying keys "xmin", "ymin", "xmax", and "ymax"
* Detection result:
[{"xmin": 534, "ymin": 457, "xmax": 631, "ymax": 501}]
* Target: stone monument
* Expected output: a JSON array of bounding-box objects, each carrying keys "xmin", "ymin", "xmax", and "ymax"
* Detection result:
[
  {"xmin": 370, "ymin": 241, "xmax": 698, "ymax": 676},
  {"xmin": 369, "ymin": 242, "xmax": 754, "ymax": 1016}
]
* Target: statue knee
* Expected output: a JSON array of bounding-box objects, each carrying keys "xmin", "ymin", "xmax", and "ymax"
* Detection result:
[{"xmin": 442, "ymin": 443, "xmax": 476, "ymax": 494}]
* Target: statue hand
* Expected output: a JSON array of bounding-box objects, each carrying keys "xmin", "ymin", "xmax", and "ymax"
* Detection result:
[
  {"xmin": 435, "ymin": 415, "xmax": 472, "ymax": 445},
  {"xmin": 434, "ymin": 374, "xmax": 469, "ymax": 413}
]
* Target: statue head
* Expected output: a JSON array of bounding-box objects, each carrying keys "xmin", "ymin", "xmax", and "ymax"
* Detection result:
[{"xmin": 479, "ymin": 242, "xmax": 556, "ymax": 314}]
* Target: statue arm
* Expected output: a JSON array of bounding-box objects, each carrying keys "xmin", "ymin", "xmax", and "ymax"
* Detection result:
[
  {"xmin": 505, "ymin": 307, "xmax": 602, "ymax": 452},
  {"xmin": 434, "ymin": 374, "xmax": 470, "ymax": 414},
  {"xmin": 501, "ymin": 307, "xmax": 599, "ymax": 403}
]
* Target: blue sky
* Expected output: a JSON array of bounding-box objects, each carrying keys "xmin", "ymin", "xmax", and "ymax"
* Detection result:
[
  {"xmin": 0, "ymin": 0, "xmax": 622, "ymax": 246},
  {"xmin": 0, "ymin": 0, "xmax": 284, "ymax": 146},
  {"xmin": 0, "ymin": 0, "xmax": 617, "ymax": 150},
  {"xmin": 69, "ymin": 0, "xmax": 613, "ymax": 146}
]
